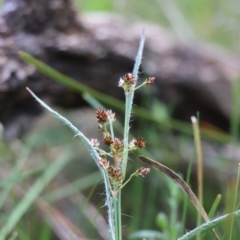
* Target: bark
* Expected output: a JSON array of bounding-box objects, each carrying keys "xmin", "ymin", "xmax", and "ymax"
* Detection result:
[{"xmin": 0, "ymin": 0, "xmax": 240, "ymax": 139}]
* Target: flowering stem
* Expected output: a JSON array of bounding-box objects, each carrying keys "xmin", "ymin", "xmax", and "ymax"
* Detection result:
[
  {"xmin": 121, "ymin": 33, "xmax": 145, "ymax": 179},
  {"xmin": 96, "ymin": 148, "xmax": 112, "ymax": 157},
  {"xmin": 112, "ymin": 33, "xmax": 145, "ymax": 240},
  {"xmin": 119, "ymin": 172, "xmax": 137, "ymax": 190},
  {"xmin": 133, "ymin": 82, "xmax": 146, "ymax": 91}
]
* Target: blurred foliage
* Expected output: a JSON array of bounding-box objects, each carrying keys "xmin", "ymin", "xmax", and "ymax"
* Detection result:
[
  {"xmin": 0, "ymin": 0, "xmax": 239, "ymax": 50},
  {"xmin": 1, "ymin": 0, "xmax": 240, "ymax": 239},
  {"xmin": 74, "ymin": 0, "xmax": 240, "ymax": 52}
]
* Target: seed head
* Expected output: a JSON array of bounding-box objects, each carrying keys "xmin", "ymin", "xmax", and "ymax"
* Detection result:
[
  {"xmin": 96, "ymin": 108, "xmax": 108, "ymax": 123},
  {"xmin": 99, "ymin": 157, "xmax": 109, "ymax": 169},
  {"xmin": 112, "ymin": 138, "xmax": 124, "ymax": 151},
  {"xmin": 119, "ymin": 73, "xmax": 136, "ymax": 93},
  {"xmin": 103, "ymin": 133, "xmax": 114, "ymax": 146},
  {"xmin": 144, "ymin": 76, "xmax": 156, "ymax": 85},
  {"xmin": 136, "ymin": 167, "xmax": 151, "ymax": 177},
  {"xmin": 133, "ymin": 138, "xmax": 146, "ymax": 149},
  {"xmin": 122, "ymin": 73, "xmax": 136, "ymax": 85},
  {"xmin": 108, "ymin": 165, "xmax": 123, "ymax": 183}
]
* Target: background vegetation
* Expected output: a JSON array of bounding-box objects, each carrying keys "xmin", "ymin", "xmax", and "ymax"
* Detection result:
[
  {"xmin": 1, "ymin": 0, "xmax": 240, "ymax": 239},
  {"xmin": 75, "ymin": 0, "xmax": 240, "ymax": 52}
]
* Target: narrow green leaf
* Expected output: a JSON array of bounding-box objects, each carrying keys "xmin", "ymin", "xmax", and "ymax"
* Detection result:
[
  {"xmin": 20, "ymin": 52, "xmax": 124, "ymax": 110},
  {"xmin": 26, "ymin": 88, "xmax": 116, "ymax": 240},
  {"xmin": 208, "ymin": 194, "xmax": 222, "ymax": 219},
  {"xmin": 178, "ymin": 210, "xmax": 240, "ymax": 240}
]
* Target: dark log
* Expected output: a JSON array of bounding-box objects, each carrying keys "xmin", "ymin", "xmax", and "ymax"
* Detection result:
[{"xmin": 0, "ymin": 0, "xmax": 240, "ymax": 139}]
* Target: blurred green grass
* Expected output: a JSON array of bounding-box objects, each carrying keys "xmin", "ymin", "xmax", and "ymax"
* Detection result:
[
  {"xmin": 74, "ymin": 0, "xmax": 240, "ymax": 52},
  {"xmin": 1, "ymin": 0, "xmax": 240, "ymax": 239}
]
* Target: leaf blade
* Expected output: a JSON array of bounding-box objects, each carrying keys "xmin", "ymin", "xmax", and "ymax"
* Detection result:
[{"xmin": 138, "ymin": 155, "xmax": 219, "ymax": 240}]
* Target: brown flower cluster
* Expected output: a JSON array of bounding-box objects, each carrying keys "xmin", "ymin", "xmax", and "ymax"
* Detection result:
[
  {"xmin": 96, "ymin": 108, "xmax": 108, "ymax": 123},
  {"xmin": 112, "ymin": 138, "xmax": 124, "ymax": 151},
  {"xmin": 136, "ymin": 167, "xmax": 151, "ymax": 177},
  {"xmin": 119, "ymin": 73, "xmax": 136, "ymax": 93},
  {"xmin": 99, "ymin": 157, "xmax": 109, "ymax": 169},
  {"xmin": 95, "ymin": 108, "xmax": 124, "ymax": 166},
  {"xmin": 122, "ymin": 73, "xmax": 136, "ymax": 85},
  {"xmin": 96, "ymin": 109, "xmax": 116, "ymax": 124},
  {"xmin": 94, "ymin": 100, "xmax": 150, "ymax": 193},
  {"xmin": 103, "ymin": 133, "xmax": 114, "ymax": 146},
  {"xmin": 108, "ymin": 165, "xmax": 123, "ymax": 184},
  {"xmin": 129, "ymin": 138, "xmax": 146, "ymax": 151},
  {"xmin": 96, "ymin": 108, "xmax": 116, "ymax": 133},
  {"xmin": 144, "ymin": 76, "xmax": 155, "ymax": 85},
  {"xmin": 133, "ymin": 138, "xmax": 146, "ymax": 148}
]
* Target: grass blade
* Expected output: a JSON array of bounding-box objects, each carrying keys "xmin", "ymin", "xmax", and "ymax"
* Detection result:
[
  {"xmin": 230, "ymin": 77, "xmax": 240, "ymax": 142},
  {"xmin": 138, "ymin": 155, "xmax": 219, "ymax": 240},
  {"xmin": 0, "ymin": 149, "xmax": 74, "ymax": 240},
  {"xmin": 19, "ymin": 52, "xmax": 124, "ymax": 110},
  {"xmin": 191, "ymin": 116, "xmax": 203, "ymax": 239},
  {"xmin": 178, "ymin": 209, "xmax": 240, "ymax": 240},
  {"xmin": 208, "ymin": 194, "xmax": 222, "ymax": 219},
  {"xmin": 26, "ymin": 88, "xmax": 116, "ymax": 240}
]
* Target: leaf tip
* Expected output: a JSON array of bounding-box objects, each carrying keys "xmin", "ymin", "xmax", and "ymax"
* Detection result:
[
  {"xmin": 191, "ymin": 116, "xmax": 197, "ymax": 124},
  {"xmin": 26, "ymin": 87, "xmax": 33, "ymax": 96}
]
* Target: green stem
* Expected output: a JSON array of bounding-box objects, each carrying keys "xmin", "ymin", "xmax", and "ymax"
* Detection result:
[
  {"xmin": 133, "ymin": 82, "xmax": 146, "ymax": 91},
  {"xmin": 119, "ymin": 173, "xmax": 137, "ymax": 190},
  {"xmin": 114, "ymin": 193, "xmax": 122, "ymax": 240},
  {"xmin": 191, "ymin": 116, "xmax": 203, "ymax": 239},
  {"xmin": 114, "ymin": 33, "xmax": 145, "ymax": 240},
  {"xmin": 121, "ymin": 33, "xmax": 145, "ymax": 178},
  {"xmin": 96, "ymin": 148, "xmax": 112, "ymax": 158}
]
